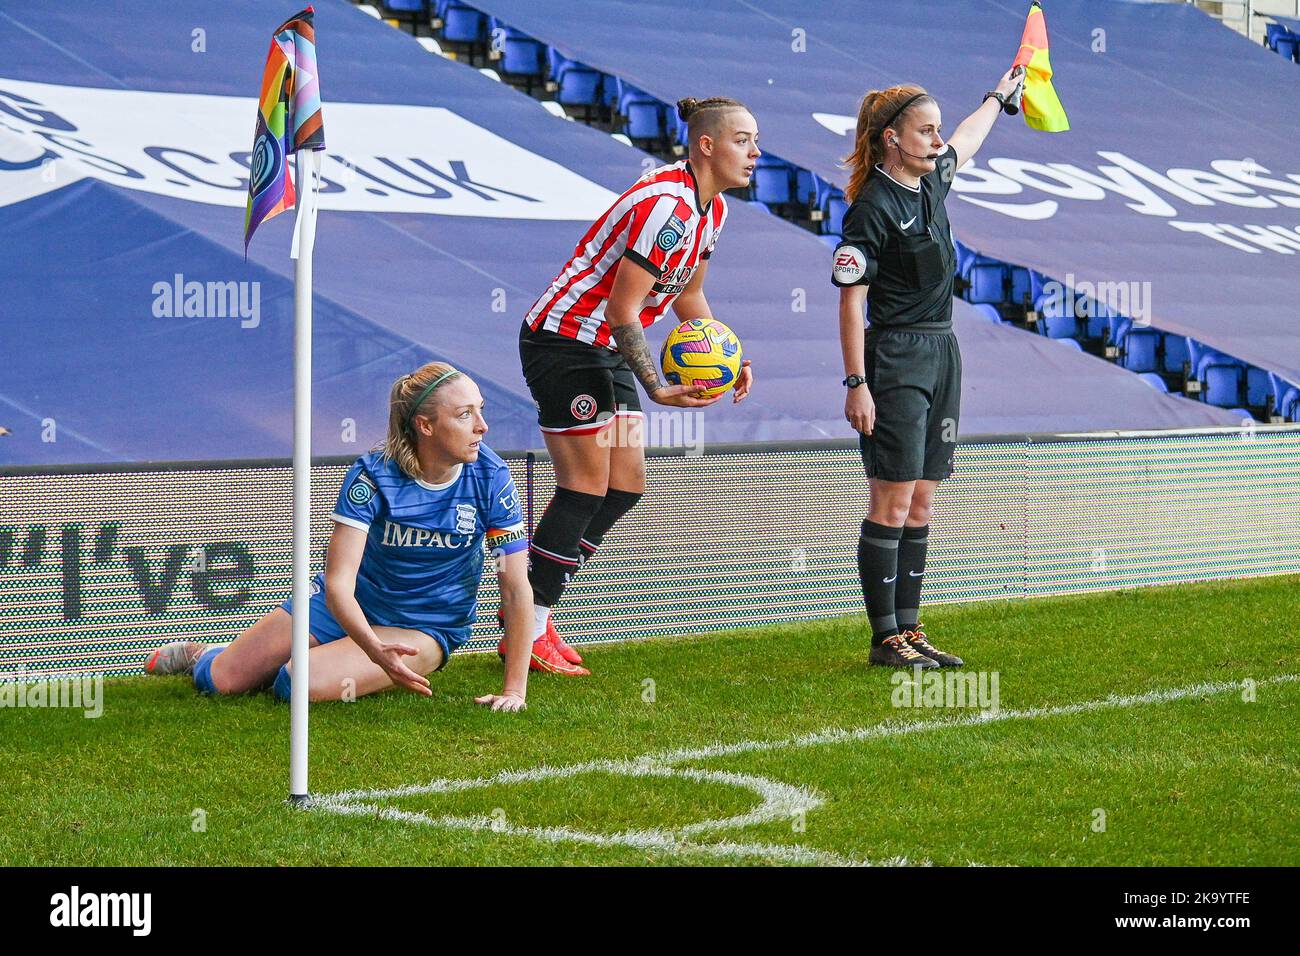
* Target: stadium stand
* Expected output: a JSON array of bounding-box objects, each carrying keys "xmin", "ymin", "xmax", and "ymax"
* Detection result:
[
  {"xmin": 453, "ymin": 0, "xmax": 1300, "ymax": 424},
  {"xmin": 0, "ymin": 0, "xmax": 1255, "ymax": 465}
]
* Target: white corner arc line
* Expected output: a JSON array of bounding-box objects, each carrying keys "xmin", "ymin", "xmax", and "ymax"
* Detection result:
[{"xmin": 311, "ymin": 674, "xmax": 1296, "ymax": 866}]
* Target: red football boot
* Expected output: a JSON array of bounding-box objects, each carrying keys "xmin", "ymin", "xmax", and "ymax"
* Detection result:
[{"xmin": 546, "ymin": 615, "xmax": 584, "ymax": 665}]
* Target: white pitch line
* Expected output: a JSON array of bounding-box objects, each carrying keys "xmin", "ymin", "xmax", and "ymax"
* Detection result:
[
  {"xmin": 323, "ymin": 801, "xmax": 887, "ymax": 867},
  {"xmin": 312, "ymin": 673, "xmax": 1295, "ymax": 866}
]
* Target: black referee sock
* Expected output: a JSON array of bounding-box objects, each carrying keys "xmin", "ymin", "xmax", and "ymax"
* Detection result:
[
  {"xmin": 576, "ymin": 487, "xmax": 643, "ymax": 567},
  {"xmin": 528, "ymin": 487, "xmax": 605, "ymax": 607},
  {"xmin": 858, "ymin": 519, "xmax": 904, "ymax": 646},
  {"xmin": 895, "ymin": 524, "xmax": 929, "ymax": 634}
]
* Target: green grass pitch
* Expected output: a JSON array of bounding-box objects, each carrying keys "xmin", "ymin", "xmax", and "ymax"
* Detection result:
[{"xmin": 3, "ymin": 573, "xmax": 1297, "ymax": 866}]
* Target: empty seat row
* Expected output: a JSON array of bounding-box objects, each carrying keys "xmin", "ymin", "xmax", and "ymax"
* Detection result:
[{"xmin": 1266, "ymin": 22, "xmax": 1300, "ymax": 63}]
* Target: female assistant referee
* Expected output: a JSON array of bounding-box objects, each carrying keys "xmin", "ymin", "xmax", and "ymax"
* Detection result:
[
  {"xmin": 832, "ymin": 70, "xmax": 1021, "ymax": 669},
  {"xmin": 513, "ymin": 96, "xmax": 757, "ymax": 676},
  {"xmin": 143, "ymin": 363, "xmax": 536, "ymax": 712}
]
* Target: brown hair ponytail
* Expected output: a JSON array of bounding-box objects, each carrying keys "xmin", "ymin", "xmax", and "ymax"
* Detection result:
[
  {"xmin": 842, "ymin": 84, "xmax": 932, "ymax": 202},
  {"xmin": 375, "ymin": 361, "xmax": 462, "ymax": 480}
]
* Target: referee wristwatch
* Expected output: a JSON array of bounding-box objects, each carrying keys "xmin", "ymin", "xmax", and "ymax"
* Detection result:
[
  {"xmin": 983, "ymin": 90, "xmax": 1007, "ymax": 108},
  {"xmin": 843, "ymin": 374, "xmax": 867, "ymax": 389}
]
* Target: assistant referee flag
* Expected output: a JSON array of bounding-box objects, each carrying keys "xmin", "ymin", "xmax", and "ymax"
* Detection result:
[{"xmin": 1012, "ymin": 1, "xmax": 1070, "ymax": 133}]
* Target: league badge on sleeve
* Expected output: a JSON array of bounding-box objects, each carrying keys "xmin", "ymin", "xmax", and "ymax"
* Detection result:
[
  {"xmin": 347, "ymin": 473, "xmax": 377, "ymax": 506},
  {"xmin": 656, "ymin": 214, "xmax": 687, "ymax": 252}
]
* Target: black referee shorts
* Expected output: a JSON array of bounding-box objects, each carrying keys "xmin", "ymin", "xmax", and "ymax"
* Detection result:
[
  {"xmin": 859, "ymin": 323, "xmax": 961, "ymax": 482},
  {"xmin": 518, "ymin": 322, "xmax": 643, "ymax": 436}
]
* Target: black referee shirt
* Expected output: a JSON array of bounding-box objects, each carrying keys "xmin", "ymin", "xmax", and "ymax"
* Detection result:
[{"xmin": 831, "ymin": 145, "xmax": 960, "ymax": 328}]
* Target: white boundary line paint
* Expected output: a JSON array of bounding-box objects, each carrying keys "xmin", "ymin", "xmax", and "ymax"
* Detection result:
[{"xmin": 312, "ymin": 674, "xmax": 1297, "ymax": 866}]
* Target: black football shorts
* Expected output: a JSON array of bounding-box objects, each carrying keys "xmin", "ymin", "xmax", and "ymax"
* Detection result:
[
  {"xmin": 859, "ymin": 323, "xmax": 962, "ymax": 482},
  {"xmin": 519, "ymin": 322, "xmax": 643, "ymax": 435}
]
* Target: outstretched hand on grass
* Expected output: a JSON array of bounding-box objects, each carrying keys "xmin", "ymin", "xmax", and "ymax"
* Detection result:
[
  {"xmin": 373, "ymin": 642, "xmax": 432, "ymax": 696},
  {"xmin": 475, "ymin": 692, "xmax": 527, "ymax": 713}
]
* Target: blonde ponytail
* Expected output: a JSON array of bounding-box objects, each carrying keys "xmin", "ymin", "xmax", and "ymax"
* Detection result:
[{"xmin": 376, "ymin": 361, "xmax": 462, "ymax": 480}]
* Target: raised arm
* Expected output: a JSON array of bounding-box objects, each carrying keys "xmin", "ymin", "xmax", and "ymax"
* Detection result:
[{"xmin": 945, "ymin": 68, "xmax": 1021, "ymax": 170}]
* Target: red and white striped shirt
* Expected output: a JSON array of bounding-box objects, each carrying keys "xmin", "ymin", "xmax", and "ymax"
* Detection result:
[{"xmin": 525, "ymin": 160, "xmax": 728, "ymax": 349}]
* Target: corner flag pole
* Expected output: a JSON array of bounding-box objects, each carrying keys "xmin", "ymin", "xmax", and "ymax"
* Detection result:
[{"xmin": 289, "ymin": 148, "xmax": 322, "ymax": 805}]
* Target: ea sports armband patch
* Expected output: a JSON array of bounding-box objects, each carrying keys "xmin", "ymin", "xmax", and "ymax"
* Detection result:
[{"xmin": 831, "ymin": 243, "xmax": 870, "ymax": 286}]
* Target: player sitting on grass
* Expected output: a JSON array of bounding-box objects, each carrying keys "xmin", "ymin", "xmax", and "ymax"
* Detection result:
[{"xmin": 143, "ymin": 363, "xmax": 535, "ymax": 712}]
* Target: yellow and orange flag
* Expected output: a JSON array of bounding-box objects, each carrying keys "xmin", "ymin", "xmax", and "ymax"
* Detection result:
[{"xmin": 1012, "ymin": 1, "xmax": 1069, "ymax": 132}]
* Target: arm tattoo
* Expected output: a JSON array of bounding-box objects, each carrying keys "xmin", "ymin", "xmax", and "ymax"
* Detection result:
[{"xmin": 610, "ymin": 321, "xmax": 664, "ymax": 393}]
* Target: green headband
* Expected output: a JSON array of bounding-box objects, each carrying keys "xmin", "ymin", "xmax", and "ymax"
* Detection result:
[{"xmin": 404, "ymin": 368, "xmax": 462, "ymax": 432}]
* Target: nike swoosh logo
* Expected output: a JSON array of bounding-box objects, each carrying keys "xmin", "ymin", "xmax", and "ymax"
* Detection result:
[
  {"xmin": 883, "ymin": 574, "xmax": 897, "ymax": 583},
  {"xmin": 908, "ymin": 570, "xmax": 924, "ymax": 577},
  {"xmin": 900, "ymin": 216, "xmax": 917, "ymax": 229}
]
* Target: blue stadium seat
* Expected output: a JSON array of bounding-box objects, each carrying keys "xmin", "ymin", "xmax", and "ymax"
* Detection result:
[
  {"xmin": 1121, "ymin": 327, "xmax": 1160, "ymax": 373},
  {"xmin": 1194, "ymin": 349, "xmax": 1238, "ymax": 379},
  {"xmin": 1281, "ymin": 387, "xmax": 1300, "ymax": 421},
  {"xmin": 1201, "ymin": 362, "xmax": 1244, "ymax": 408},
  {"xmin": 972, "ymin": 303, "xmax": 1003, "ymax": 324},
  {"xmin": 752, "ymin": 157, "xmax": 794, "ymax": 208},
  {"xmin": 1226, "ymin": 408, "xmax": 1254, "ymax": 421},
  {"xmin": 1138, "ymin": 373, "xmax": 1169, "ymax": 392},
  {"xmin": 672, "ymin": 116, "xmax": 689, "ymax": 153},
  {"xmin": 546, "ymin": 46, "xmax": 568, "ymax": 80},
  {"xmin": 1053, "ymin": 337, "xmax": 1084, "ymax": 351},
  {"xmin": 1276, "ymin": 37, "xmax": 1300, "ymax": 62},
  {"xmin": 1008, "ymin": 267, "xmax": 1032, "ymax": 307},
  {"xmin": 1106, "ymin": 315, "xmax": 1130, "ymax": 349},
  {"xmin": 555, "ymin": 62, "xmax": 604, "ymax": 111},
  {"xmin": 1245, "ymin": 367, "xmax": 1270, "ymax": 408},
  {"xmin": 442, "ymin": 3, "xmax": 486, "ymax": 46},
  {"xmin": 1160, "ymin": 334, "xmax": 1190, "ymax": 376},
  {"xmin": 795, "ymin": 169, "xmax": 832, "ymax": 212},
  {"xmin": 1029, "ymin": 269, "xmax": 1049, "ymax": 304},
  {"xmin": 382, "ymin": 0, "xmax": 427, "ymax": 34},
  {"xmin": 953, "ymin": 240, "xmax": 975, "ymax": 279},
  {"xmin": 1037, "ymin": 297, "xmax": 1079, "ymax": 339},
  {"xmin": 1078, "ymin": 300, "xmax": 1109, "ymax": 341},
  {"xmin": 499, "ymin": 36, "xmax": 545, "ymax": 89},
  {"xmin": 1186, "ymin": 338, "xmax": 1217, "ymax": 370},
  {"xmin": 1266, "ymin": 23, "xmax": 1290, "ymax": 48},
  {"xmin": 966, "ymin": 261, "xmax": 1007, "ymax": 304},
  {"xmin": 823, "ymin": 192, "xmax": 847, "ymax": 235}
]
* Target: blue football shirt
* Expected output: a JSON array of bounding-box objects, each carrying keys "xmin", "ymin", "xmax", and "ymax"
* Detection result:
[{"xmin": 328, "ymin": 445, "xmax": 526, "ymax": 633}]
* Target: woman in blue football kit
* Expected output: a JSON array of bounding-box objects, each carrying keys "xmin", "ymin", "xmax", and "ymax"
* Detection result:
[{"xmin": 144, "ymin": 363, "xmax": 536, "ymax": 712}]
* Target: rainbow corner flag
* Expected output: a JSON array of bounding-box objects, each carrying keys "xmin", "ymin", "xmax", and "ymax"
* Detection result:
[
  {"xmin": 1012, "ymin": 1, "xmax": 1070, "ymax": 132},
  {"xmin": 244, "ymin": 6, "xmax": 326, "ymax": 252}
]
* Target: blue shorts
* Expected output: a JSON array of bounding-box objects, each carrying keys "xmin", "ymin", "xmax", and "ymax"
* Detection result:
[{"xmin": 278, "ymin": 574, "xmax": 469, "ymax": 670}]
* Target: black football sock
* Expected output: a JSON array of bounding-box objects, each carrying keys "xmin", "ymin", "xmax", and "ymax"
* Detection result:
[
  {"xmin": 576, "ymin": 487, "xmax": 643, "ymax": 566},
  {"xmin": 528, "ymin": 487, "xmax": 605, "ymax": 607},
  {"xmin": 895, "ymin": 524, "xmax": 929, "ymax": 634},
  {"xmin": 858, "ymin": 519, "xmax": 904, "ymax": 646}
]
